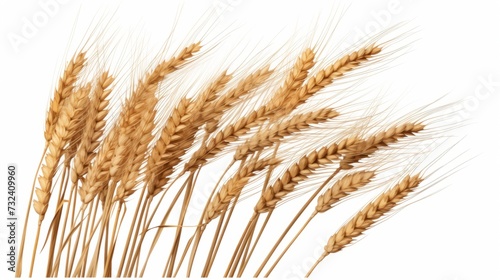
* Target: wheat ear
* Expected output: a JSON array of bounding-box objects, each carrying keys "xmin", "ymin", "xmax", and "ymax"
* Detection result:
[
  {"xmin": 315, "ymin": 171, "xmax": 376, "ymax": 213},
  {"xmin": 204, "ymin": 158, "xmax": 280, "ymax": 223},
  {"xmin": 260, "ymin": 171, "xmax": 376, "ymax": 277},
  {"xmin": 306, "ymin": 175, "xmax": 423, "ymax": 277},
  {"xmin": 255, "ymin": 121, "xmax": 423, "ymax": 213},
  {"xmin": 34, "ymin": 86, "xmax": 89, "ymax": 219},
  {"xmin": 71, "ymin": 72, "xmax": 114, "ymax": 184},
  {"xmin": 185, "ymin": 45, "xmax": 381, "ymax": 171},
  {"xmin": 80, "ymin": 44, "xmax": 201, "ymax": 204},
  {"xmin": 18, "ymin": 51, "xmax": 87, "ymax": 278},
  {"xmin": 63, "ymin": 85, "xmax": 92, "ymax": 167},
  {"xmin": 145, "ymin": 71, "xmax": 231, "ymax": 196},
  {"xmin": 87, "ymin": 75, "xmax": 161, "ymax": 276},
  {"xmin": 341, "ymin": 123, "xmax": 425, "ymax": 169},
  {"xmin": 165, "ymin": 71, "xmax": 233, "ymax": 171},
  {"xmin": 116, "ymin": 68, "xmax": 230, "ymax": 276},
  {"xmin": 145, "ymin": 97, "xmax": 193, "ymax": 195},
  {"xmin": 265, "ymin": 48, "xmax": 315, "ymax": 112},
  {"xmin": 116, "ymin": 93, "xmax": 158, "ymax": 201},
  {"xmin": 253, "ymin": 138, "xmax": 356, "ymax": 213},
  {"xmin": 203, "ymin": 66, "xmax": 273, "ymax": 135},
  {"xmin": 234, "ymin": 108, "xmax": 339, "ymax": 160},
  {"xmin": 29, "ymin": 85, "xmax": 88, "ymax": 275},
  {"xmin": 45, "ymin": 52, "xmax": 87, "ymax": 143},
  {"xmin": 192, "ymin": 71, "xmax": 233, "ymax": 126},
  {"xmin": 282, "ymin": 44, "xmax": 382, "ymax": 115}
]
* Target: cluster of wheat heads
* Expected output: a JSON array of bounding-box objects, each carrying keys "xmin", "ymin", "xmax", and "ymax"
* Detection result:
[{"xmin": 15, "ymin": 22, "xmax": 459, "ymax": 278}]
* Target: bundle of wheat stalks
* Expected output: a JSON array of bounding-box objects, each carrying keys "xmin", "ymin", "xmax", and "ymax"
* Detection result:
[{"xmin": 15, "ymin": 18, "xmax": 458, "ymax": 278}]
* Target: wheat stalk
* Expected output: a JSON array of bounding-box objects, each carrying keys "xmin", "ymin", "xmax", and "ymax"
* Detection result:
[
  {"xmin": 84, "ymin": 44, "xmax": 204, "ymax": 276},
  {"xmin": 16, "ymin": 7, "xmax": 465, "ymax": 277}
]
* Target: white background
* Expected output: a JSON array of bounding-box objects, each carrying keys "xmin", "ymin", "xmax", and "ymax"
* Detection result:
[{"xmin": 1, "ymin": 0, "xmax": 500, "ymax": 279}]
